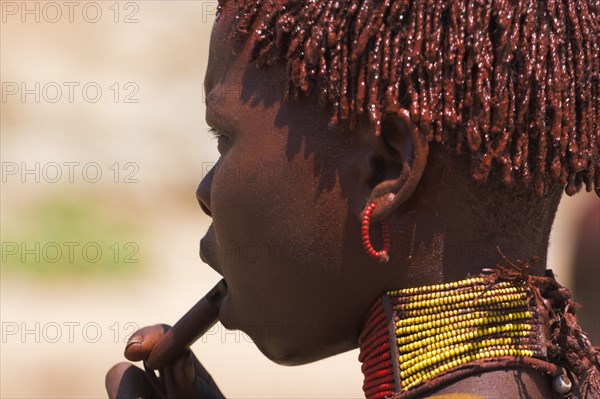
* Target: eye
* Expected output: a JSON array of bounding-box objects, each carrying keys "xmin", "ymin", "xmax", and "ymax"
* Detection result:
[{"xmin": 208, "ymin": 127, "xmax": 230, "ymax": 154}]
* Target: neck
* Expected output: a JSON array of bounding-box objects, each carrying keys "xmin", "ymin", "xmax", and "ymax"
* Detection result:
[
  {"xmin": 383, "ymin": 157, "xmax": 563, "ymax": 289},
  {"xmin": 389, "ymin": 225, "xmax": 551, "ymax": 288}
]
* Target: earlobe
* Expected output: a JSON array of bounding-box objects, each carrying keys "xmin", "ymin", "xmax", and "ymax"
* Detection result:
[{"xmin": 364, "ymin": 108, "xmax": 429, "ymax": 222}]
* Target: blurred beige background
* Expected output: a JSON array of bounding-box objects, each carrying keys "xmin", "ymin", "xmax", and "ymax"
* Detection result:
[{"xmin": 0, "ymin": 1, "xmax": 597, "ymax": 398}]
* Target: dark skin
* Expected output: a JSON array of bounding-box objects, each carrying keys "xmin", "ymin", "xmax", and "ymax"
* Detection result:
[{"xmin": 106, "ymin": 3, "xmax": 565, "ymax": 397}]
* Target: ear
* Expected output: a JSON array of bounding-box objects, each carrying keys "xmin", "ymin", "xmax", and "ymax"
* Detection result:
[{"xmin": 361, "ymin": 108, "xmax": 429, "ymax": 221}]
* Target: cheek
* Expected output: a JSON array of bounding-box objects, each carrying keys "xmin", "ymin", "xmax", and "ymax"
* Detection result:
[
  {"xmin": 211, "ymin": 140, "xmax": 308, "ymax": 245},
  {"xmin": 210, "ymin": 132, "xmax": 350, "ymax": 306},
  {"xmin": 212, "ymin": 139, "xmax": 341, "ymax": 263}
]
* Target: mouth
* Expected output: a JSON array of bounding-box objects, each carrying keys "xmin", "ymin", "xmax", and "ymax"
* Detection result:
[
  {"xmin": 200, "ymin": 224, "xmax": 223, "ymax": 276},
  {"xmin": 199, "ymin": 226, "xmax": 237, "ymax": 330}
]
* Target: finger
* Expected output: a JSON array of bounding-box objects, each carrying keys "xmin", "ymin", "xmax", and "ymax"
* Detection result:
[
  {"xmin": 189, "ymin": 352, "xmax": 220, "ymax": 389},
  {"xmin": 161, "ymin": 363, "xmax": 179, "ymax": 399},
  {"xmin": 125, "ymin": 324, "xmax": 171, "ymax": 362},
  {"xmin": 171, "ymin": 351, "xmax": 225, "ymax": 399},
  {"xmin": 106, "ymin": 362, "xmax": 157, "ymax": 399},
  {"xmin": 191, "ymin": 362, "xmax": 226, "ymax": 399},
  {"xmin": 170, "ymin": 350, "xmax": 196, "ymax": 394}
]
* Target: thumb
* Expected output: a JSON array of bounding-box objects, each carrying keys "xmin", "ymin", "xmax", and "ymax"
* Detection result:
[{"xmin": 124, "ymin": 324, "xmax": 171, "ymax": 362}]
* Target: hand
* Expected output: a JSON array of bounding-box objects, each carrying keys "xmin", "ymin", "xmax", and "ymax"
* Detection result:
[{"xmin": 105, "ymin": 324, "xmax": 225, "ymax": 399}]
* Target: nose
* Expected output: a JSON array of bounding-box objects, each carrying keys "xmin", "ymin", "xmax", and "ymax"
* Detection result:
[{"xmin": 196, "ymin": 165, "xmax": 215, "ymax": 217}]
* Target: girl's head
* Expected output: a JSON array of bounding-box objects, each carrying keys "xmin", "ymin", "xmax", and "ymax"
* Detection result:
[{"xmin": 198, "ymin": 0, "xmax": 598, "ymax": 365}]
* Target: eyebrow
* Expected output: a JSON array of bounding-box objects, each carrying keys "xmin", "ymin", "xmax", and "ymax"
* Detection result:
[
  {"xmin": 205, "ymin": 89, "xmax": 219, "ymax": 108},
  {"xmin": 205, "ymin": 91, "xmax": 238, "ymax": 135}
]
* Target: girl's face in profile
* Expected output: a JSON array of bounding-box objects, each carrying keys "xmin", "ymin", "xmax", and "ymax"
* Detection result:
[{"xmin": 195, "ymin": 4, "xmax": 402, "ymax": 365}]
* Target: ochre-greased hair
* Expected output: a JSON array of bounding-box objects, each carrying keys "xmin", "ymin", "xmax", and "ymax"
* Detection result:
[{"xmin": 218, "ymin": 0, "xmax": 599, "ymax": 197}]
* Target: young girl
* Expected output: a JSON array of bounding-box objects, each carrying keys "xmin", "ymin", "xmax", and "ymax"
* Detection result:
[{"xmin": 107, "ymin": 1, "xmax": 600, "ymax": 397}]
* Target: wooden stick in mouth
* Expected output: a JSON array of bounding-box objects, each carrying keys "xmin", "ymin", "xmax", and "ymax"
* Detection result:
[{"xmin": 144, "ymin": 279, "xmax": 227, "ymax": 370}]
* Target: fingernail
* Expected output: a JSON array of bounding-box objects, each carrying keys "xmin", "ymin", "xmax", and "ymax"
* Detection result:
[
  {"xmin": 184, "ymin": 352, "xmax": 195, "ymax": 383},
  {"xmin": 126, "ymin": 335, "xmax": 142, "ymax": 349}
]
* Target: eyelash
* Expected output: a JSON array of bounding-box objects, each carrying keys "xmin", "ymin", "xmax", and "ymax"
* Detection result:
[
  {"xmin": 208, "ymin": 127, "xmax": 224, "ymax": 138},
  {"xmin": 209, "ymin": 127, "xmax": 229, "ymax": 152}
]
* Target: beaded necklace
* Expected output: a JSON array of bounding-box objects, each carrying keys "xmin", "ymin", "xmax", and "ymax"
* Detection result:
[{"xmin": 358, "ymin": 274, "xmax": 550, "ymax": 399}]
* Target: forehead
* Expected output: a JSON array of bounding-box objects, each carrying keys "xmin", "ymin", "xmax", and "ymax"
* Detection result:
[{"xmin": 204, "ymin": 4, "xmax": 237, "ymax": 96}]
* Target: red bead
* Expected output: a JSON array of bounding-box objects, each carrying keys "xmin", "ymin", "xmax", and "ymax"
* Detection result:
[{"xmin": 361, "ymin": 202, "xmax": 390, "ymax": 263}]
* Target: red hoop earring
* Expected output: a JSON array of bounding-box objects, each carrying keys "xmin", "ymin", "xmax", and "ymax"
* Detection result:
[{"xmin": 361, "ymin": 202, "xmax": 390, "ymax": 263}]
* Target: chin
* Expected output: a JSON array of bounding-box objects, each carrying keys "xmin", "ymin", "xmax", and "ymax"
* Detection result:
[
  {"xmin": 217, "ymin": 294, "xmax": 239, "ymax": 331},
  {"xmin": 248, "ymin": 328, "xmax": 358, "ymax": 366},
  {"xmin": 219, "ymin": 295, "xmax": 359, "ymax": 365}
]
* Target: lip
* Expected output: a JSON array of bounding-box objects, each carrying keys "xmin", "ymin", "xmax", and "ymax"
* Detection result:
[{"xmin": 199, "ymin": 224, "xmax": 223, "ymax": 276}]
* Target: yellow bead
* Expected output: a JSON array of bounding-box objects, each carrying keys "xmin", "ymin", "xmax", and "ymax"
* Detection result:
[{"xmin": 391, "ymin": 277, "xmax": 541, "ymax": 392}]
